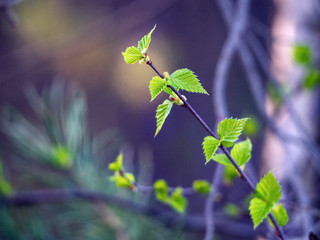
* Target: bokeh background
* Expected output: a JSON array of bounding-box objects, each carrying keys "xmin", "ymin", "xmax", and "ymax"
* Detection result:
[{"xmin": 0, "ymin": 0, "xmax": 319, "ymax": 239}]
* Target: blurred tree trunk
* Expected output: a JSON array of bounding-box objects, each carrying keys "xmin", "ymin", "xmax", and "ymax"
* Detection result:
[{"xmin": 262, "ymin": 0, "xmax": 320, "ymax": 237}]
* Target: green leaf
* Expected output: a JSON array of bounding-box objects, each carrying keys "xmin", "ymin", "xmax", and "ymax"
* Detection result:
[
  {"xmin": 244, "ymin": 116, "xmax": 260, "ymax": 136},
  {"xmin": 0, "ymin": 179, "xmax": 14, "ymax": 196},
  {"xmin": 137, "ymin": 25, "xmax": 156, "ymax": 54},
  {"xmin": 51, "ymin": 145, "xmax": 73, "ymax": 168},
  {"xmin": 249, "ymin": 171, "xmax": 283, "ymax": 228},
  {"xmin": 293, "ymin": 44, "xmax": 311, "ymax": 65},
  {"xmin": 149, "ymin": 76, "xmax": 166, "ymax": 101},
  {"xmin": 192, "ymin": 180, "xmax": 211, "ymax": 195},
  {"xmin": 212, "ymin": 153, "xmax": 232, "ymax": 167},
  {"xmin": 155, "ymin": 100, "xmax": 173, "ymax": 137},
  {"xmin": 255, "ymin": 171, "xmax": 281, "ymax": 203},
  {"xmin": 170, "ymin": 187, "xmax": 187, "ymax": 214},
  {"xmin": 217, "ymin": 118, "xmax": 249, "ymax": 147},
  {"xmin": 202, "ymin": 136, "xmax": 221, "ymax": 164},
  {"xmin": 270, "ymin": 204, "xmax": 289, "ymax": 227},
  {"xmin": 224, "ymin": 203, "xmax": 240, "ymax": 218},
  {"xmin": 115, "ymin": 175, "xmax": 133, "ymax": 188},
  {"xmin": 249, "ymin": 197, "xmax": 273, "ymax": 229},
  {"xmin": 223, "ymin": 165, "xmax": 238, "ymax": 185},
  {"xmin": 230, "ymin": 138, "xmax": 252, "ymax": 166},
  {"xmin": 122, "ymin": 46, "xmax": 144, "ymax": 64},
  {"xmin": 169, "ymin": 68, "xmax": 208, "ymax": 94},
  {"xmin": 154, "ymin": 179, "xmax": 169, "ymax": 202},
  {"xmin": 109, "ymin": 153, "xmax": 123, "ymax": 172},
  {"xmin": 303, "ymin": 69, "xmax": 320, "ymax": 90}
]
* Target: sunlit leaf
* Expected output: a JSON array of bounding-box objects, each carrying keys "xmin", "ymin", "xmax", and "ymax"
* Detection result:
[
  {"xmin": 230, "ymin": 138, "xmax": 252, "ymax": 167},
  {"xmin": 269, "ymin": 204, "xmax": 289, "ymax": 227},
  {"xmin": 122, "ymin": 46, "xmax": 144, "ymax": 64},
  {"xmin": 155, "ymin": 100, "xmax": 173, "ymax": 137},
  {"xmin": 149, "ymin": 76, "xmax": 166, "ymax": 101},
  {"xmin": 249, "ymin": 197, "xmax": 273, "ymax": 229},
  {"xmin": 170, "ymin": 68, "xmax": 208, "ymax": 94},
  {"xmin": 202, "ymin": 136, "xmax": 221, "ymax": 164},
  {"xmin": 108, "ymin": 153, "xmax": 123, "ymax": 172},
  {"xmin": 217, "ymin": 118, "xmax": 248, "ymax": 147},
  {"xmin": 170, "ymin": 187, "xmax": 187, "ymax": 214},
  {"xmin": 293, "ymin": 44, "xmax": 311, "ymax": 65},
  {"xmin": 192, "ymin": 180, "xmax": 211, "ymax": 195},
  {"xmin": 137, "ymin": 25, "xmax": 156, "ymax": 54},
  {"xmin": 154, "ymin": 179, "xmax": 169, "ymax": 202}
]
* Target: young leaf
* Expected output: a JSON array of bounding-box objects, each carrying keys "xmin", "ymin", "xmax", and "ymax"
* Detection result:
[
  {"xmin": 109, "ymin": 153, "xmax": 123, "ymax": 172},
  {"xmin": 303, "ymin": 69, "xmax": 320, "ymax": 90},
  {"xmin": 122, "ymin": 46, "xmax": 144, "ymax": 64},
  {"xmin": 223, "ymin": 165, "xmax": 238, "ymax": 185},
  {"xmin": 217, "ymin": 118, "xmax": 249, "ymax": 147},
  {"xmin": 170, "ymin": 187, "xmax": 187, "ymax": 214},
  {"xmin": 137, "ymin": 25, "xmax": 156, "ymax": 54},
  {"xmin": 293, "ymin": 44, "xmax": 311, "ymax": 65},
  {"xmin": 202, "ymin": 136, "xmax": 221, "ymax": 164},
  {"xmin": 249, "ymin": 171, "xmax": 282, "ymax": 229},
  {"xmin": 192, "ymin": 180, "xmax": 211, "ymax": 195},
  {"xmin": 224, "ymin": 203, "xmax": 240, "ymax": 218},
  {"xmin": 255, "ymin": 171, "xmax": 281, "ymax": 203},
  {"xmin": 270, "ymin": 204, "xmax": 289, "ymax": 227},
  {"xmin": 249, "ymin": 197, "xmax": 273, "ymax": 229},
  {"xmin": 212, "ymin": 154, "xmax": 233, "ymax": 167},
  {"xmin": 169, "ymin": 68, "xmax": 208, "ymax": 94},
  {"xmin": 155, "ymin": 100, "xmax": 173, "ymax": 137},
  {"xmin": 230, "ymin": 138, "xmax": 252, "ymax": 166},
  {"xmin": 154, "ymin": 179, "xmax": 169, "ymax": 202},
  {"xmin": 51, "ymin": 145, "xmax": 73, "ymax": 168},
  {"xmin": 149, "ymin": 76, "xmax": 166, "ymax": 101}
]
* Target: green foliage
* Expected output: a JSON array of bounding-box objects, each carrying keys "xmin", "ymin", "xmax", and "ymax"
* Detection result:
[
  {"xmin": 192, "ymin": 180, "xmax": 211, "ymax": 195},
  {"xmin": 211, "ymin": 139, "xmax": 251, "ymax": 169},
  {"xmin": 109, "ymin": 153, "xmax": 123, "ymax": 172},
  {"xmin": 0, "ymin": 161, "xmax": 14, "ymax": 196},
  {"xmin": 217, "ymin": 118, "xmax": 248, "ymax": 147},
  {"xmin": 230, "ymin": 139, "xmax": 252, "ymax": 167},
  {"xmin": 170, "ymin": 187, "xmax": 187, "ymax": 214},
  {"xmin": 137, "ymin": 25, "xmax": 156, "ymax": 54},
  {"xmin": 110, "ymin": 172, "xmax": 135, "ymax": 188},
  {"xmin": 244, "ymin": 116, "xmax": 260, "ymax": 136},
  {"xmin": 51, "ymin": 145, "xmax": 73, "ymax": 168},
  {"xmin": 202, "ymin": 136, "xmax": 221, "ymax": 164},
  {"xmin": 154, "ymin": 179, "xmax": 169, "ymax": 202},
  {"xmin": 169, "ymin": 69, "xmax": 208, "ymax": 94},
  {"xmin": 155, "ymin": 100, "xmax": 173, "ymax": 137},
  {"xmin": 153, "ymin": 180, "xmax": 187, "ymax": 214},
  {"xmin": 212, "ymin": 154, "xmax": 232, "ymax": 167},
  {"xmin": 303, "ymin": 69, "xmax": 320, "ymax": 90},
  {"xmin": 293, "ymin": 44, "xmax": 311, "ymax": 65},
  {"xmin": 255, "ymin": 171, "xmax": 281, "ymax": 203},
  {"xmin": 223, "ymin": 165, "xmax": 238, "ymax": 185},
  {"xmin": 249, "ymin": 171, "xmax": 286, "ymax": 229},
  {"xmin": 270, "ymin": 204, "xmax": 289, "ymax": 227},
  {"xmin": 149, "ymin": 76, "xmax": 167, "ymax": 101},
  {"xmin": 122, "ymin": 46, "xmax": 144, "ymax": 64},
  {"xmin": 249, "ymin": 198, "xmax": 273, "ymax": 229},
  {"xmin": 122, "ymin": 25, "xmax": 156, "ymax": 64},
  {"xmin": 224, "ymin": 203, "xmax": 240, "ymax": 218}
]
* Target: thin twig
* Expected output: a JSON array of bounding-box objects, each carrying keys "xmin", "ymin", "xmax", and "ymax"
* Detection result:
[
  {"xmin": 146, "ymin": 61, "xmax": 286, "ymax": 240},
  {"xmin": 0, "ymin": 189, "xmax": 256, "ymax": 238}
]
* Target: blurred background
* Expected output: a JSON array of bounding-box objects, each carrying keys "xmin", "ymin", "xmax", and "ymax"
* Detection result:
[{"xmin": 0, "ymin": 0, "xmax": 319, "ymax": 239}]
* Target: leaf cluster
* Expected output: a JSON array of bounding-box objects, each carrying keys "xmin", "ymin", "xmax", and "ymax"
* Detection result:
[
  {"xmin": 293, "ymin": 44, "xmax": 320, "ymax": 90},
  {"xmin": 249, "ymin": 171, "xmax": 288, "ymax": 228},
  {"xmin": 109, "ymin": 153, "xmax": 136, "ymax": 190}
]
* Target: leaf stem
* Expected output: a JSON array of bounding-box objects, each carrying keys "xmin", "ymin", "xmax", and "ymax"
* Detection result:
[{"xmin": 146, "ymin": 60, "xmax": 286, "ymax": 240}]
